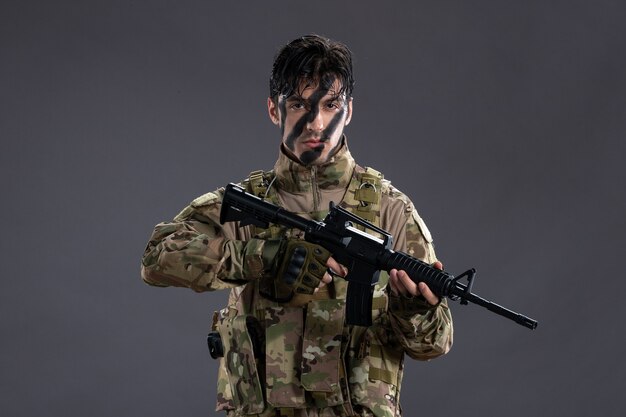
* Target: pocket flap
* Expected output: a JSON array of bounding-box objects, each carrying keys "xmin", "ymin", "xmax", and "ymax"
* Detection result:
[
  {"xmin": 218, "ymin": 315, "xmax": 264, "ymax": 414},
  {"xmin": 265, "ymin": 306, "xmax": 306, "ymax": 408},
  {"xmin": 301, "ymin": 299, "xmax": 345, "ymax": 393}
]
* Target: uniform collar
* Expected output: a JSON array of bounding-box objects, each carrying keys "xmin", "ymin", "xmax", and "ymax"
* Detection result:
[{"xmin": 274, "ymin": 137, "xmax": 356, "ymax": 194}]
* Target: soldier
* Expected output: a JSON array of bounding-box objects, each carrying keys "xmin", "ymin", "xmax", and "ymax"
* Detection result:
[{"xmin": 141, "ymin": 34, "xmax": 453, "ymax": 417}]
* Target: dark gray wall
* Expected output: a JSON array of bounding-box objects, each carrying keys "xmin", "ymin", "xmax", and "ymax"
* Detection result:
[{"xmin": 2, "ymin": 1, "xmax": 624, "ymax": 416}]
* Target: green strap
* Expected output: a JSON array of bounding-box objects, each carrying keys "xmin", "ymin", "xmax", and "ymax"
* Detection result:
[
  {"xmin": 369, "ymin": 367, "xmax": 395, "ymax": 385},
  {"xmin": 342, "ymin": 167, "xmax": 383, "ymax": 224},
  {"xmin": 245, "ymin": 170, "xmax": 283, "ymax": 238},
  {"xmin": 368, "ymin": 345, "xmax": 397, "ymax": 384},
  {"xmin": 247, "ymin": 170, "xmax": 269, "ymax": 197}
]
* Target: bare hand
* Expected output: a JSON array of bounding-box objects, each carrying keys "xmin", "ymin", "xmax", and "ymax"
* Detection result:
[{"xmin": 389, "ymin": 261, "xmax": 444, "ymax": 305}]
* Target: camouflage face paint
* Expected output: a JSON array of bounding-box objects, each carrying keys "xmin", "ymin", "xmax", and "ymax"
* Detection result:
[
  {"xmin": 283, "ymin": 84, "xmax": 331, "ymax": 153},
  {"xmin": 278, "ymin": 99, "xmax": 287, "ymax": 137},
  {"xmin": 279, "ymin": 75, "xmax": 349, "ymax": 166},
  {"xmin": 320, "ymin": 107, "xmax": 348, "ymax": 158},
  {"xmin": 298, "ymin": 144, "xmax": 325, "ymax": 165},
  {"xmin": 298, "ymin": 107, "xmax": 347, "ymax": 165}
]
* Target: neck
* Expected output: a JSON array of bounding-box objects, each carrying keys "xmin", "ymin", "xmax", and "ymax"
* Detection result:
[{"xmin": 274, "ymin": 138, "xmax": 355, "ymax": 194}]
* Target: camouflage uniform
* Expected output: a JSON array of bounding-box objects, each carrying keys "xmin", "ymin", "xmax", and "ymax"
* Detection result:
[{"xmin": 141, "ymin": 142, "xmax": 453, "ymax": 417}]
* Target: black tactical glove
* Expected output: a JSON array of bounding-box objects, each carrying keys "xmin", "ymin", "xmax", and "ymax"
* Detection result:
[{"xmin": 259, "ymin": 238, "xmax": 332, "ymax": 302}]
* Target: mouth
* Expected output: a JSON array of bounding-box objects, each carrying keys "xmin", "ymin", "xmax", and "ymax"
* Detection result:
[{"xmin": 302, "ymin": 138, "xmax": 326, "ymax": 148}]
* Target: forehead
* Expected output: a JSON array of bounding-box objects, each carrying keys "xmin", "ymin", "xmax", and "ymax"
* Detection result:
[{"xmin": 283, "ymin": 77, "xmax": 345, "ymax": 101}]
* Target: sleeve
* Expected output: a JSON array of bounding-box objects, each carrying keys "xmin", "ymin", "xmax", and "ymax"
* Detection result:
[
  {"xmin": 140, "ymin": 189, "xmax": 273, "ymax": 292},
  {"xmin": 384, "ymin": 196, "xmax": 453, "ymax": 361}
]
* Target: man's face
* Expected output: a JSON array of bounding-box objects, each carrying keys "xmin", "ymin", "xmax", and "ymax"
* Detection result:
[{"xmin": 268, "ymin": 77, "xmax": 353, "ymax": 166}]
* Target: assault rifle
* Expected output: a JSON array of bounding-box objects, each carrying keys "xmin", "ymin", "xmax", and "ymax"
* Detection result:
[{"xmin": 220, "ymin": 183, "xmax": 538, "ymax": 330}]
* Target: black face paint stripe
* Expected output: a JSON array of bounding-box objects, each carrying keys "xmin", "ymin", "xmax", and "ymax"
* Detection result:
[
  {"xmin": 321, "ymin": 106, "xmax": 346, "ymax": 142},
  {"xmin": 278, "ymin": 99, "xmax": 287, "ymax": 137},
  {"xmin": 284, "ymin": 111, "xmax": 309, "ymax": 151},
  {"xmin": 299, "ymin": 147, "xmax": 324, "ymax": 165},
  {"xmin": 299, "ymin": 103, "xmax": 348, "ymax": 165},
  {"xmin": 284, "ymin": 83, "xmax": 332, "ymax": 151},
  {"xmin": 318, "ymin": 107, "xmax": 347, "ymax": 162}
]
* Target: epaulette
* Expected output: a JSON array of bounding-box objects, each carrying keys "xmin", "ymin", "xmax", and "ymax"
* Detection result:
[
  {"xmin": 244, "ymin": 169, "xmax": 276, "ymax": 199},
  {"xmin": 190, "ymin": 191, "xmax": 221, "ymax": 208}
]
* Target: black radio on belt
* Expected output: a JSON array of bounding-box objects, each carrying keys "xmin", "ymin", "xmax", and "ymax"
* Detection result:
[{"xmin": 207, "ymin": 331, "xmax": 224, "ymax": 359}]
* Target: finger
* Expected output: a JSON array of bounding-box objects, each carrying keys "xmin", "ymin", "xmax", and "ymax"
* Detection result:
[
  {"xmin": 418, "ymin": 282, "xmax": 440, "ymax": 306},
  {"xmin": 433, "ymin": 261, "xmax": 444, "ymax": 270},
  {"xmin": 389, "ymin": 269, "xmax": 400, "ymax": 296},
  {"xmin": 318, "ymin": 271, "xmax": 333, "ymax": 289},
  {"xmin": 397, "ymin": 270, "xmax": 419, "ymax": 296},
  {"xmin": 389, "ymin": 270, "xmax": 411, "ymax": 297},
  {"xmin": 326, "ymin": 256, "xmax": 348, "ymax": 277}
]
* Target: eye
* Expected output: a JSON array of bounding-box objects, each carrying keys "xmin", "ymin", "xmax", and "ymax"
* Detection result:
[
  {"xmin": 326, "ymin": 100, "xmax": 342, "ymax": 110},
  {"xmin": 289, "ymin": 101, "xmax": 306, "ymax": 110}
]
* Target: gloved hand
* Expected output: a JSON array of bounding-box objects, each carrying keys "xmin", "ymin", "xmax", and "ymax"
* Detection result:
[{"xmin": 259, "ymin": 238, "xmax": 332, "ymax": 302}]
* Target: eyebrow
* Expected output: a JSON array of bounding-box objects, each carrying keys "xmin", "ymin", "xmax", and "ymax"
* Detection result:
[
  {"xmin": 285, "ymin": 95, "xmax": 305, "ymax": 102},
  {"xmin": 284, "ymin": 93, "xmax": 344, "ymax": 103}
]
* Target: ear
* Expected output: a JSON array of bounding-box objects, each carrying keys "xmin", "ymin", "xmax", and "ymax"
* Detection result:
[
  {"xmin": 267, "ymin": 97, "xmax": 280, "ymax": 126},
  {"xmin": 344, "ymin": 98, "xmax": 353, "ymax": 126}
]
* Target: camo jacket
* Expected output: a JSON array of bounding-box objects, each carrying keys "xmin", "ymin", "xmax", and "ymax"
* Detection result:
[{"xmin": 141, "ymin": 142, "xmax": 453, "ymax": 417}]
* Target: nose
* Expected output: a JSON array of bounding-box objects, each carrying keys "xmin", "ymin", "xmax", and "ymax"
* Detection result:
[{"xmin": 306, "ymin": 109, "xmax": 324, "ymax": 132}]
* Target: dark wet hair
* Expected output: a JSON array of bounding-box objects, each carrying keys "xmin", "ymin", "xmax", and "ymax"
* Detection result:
[{"xmin": 269, "ymin": 34, "xmax": 354, "ymax": 101}]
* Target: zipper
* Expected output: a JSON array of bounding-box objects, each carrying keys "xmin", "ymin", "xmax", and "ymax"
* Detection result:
[{"xmin": 311, "ymin": 165, "xmax": 320, "ymax": 212}]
